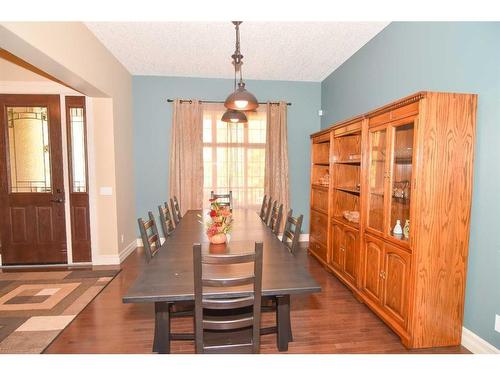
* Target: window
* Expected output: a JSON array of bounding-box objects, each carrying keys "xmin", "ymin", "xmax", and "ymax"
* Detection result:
[
  {"xmin": 7, "ymin": 106, "xmax": 52, "ymax": 192},
  {"xmin": 68, "ymin": 106, "xmax": 87, "ymax": 192},
  {"xmin": 202, "ymin": 104, "xmax": 266, "ymax": 209}
]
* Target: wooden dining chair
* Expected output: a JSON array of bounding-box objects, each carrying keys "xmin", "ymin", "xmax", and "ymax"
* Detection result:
[
  {"xmin": 170, "ymin": 196, "xmax": 182, "ymax": 224},
  {"xmin": 137, "ymin": 212, "xmax": 162, "ymax": 263},
  {"xmin": 210, "ymin": 190, "xmax": 233, "ymax": 209},
  {"xmin": 193, "ymin": 242, "xmax": 263, "ymax": 354},
  {"xmin": 281, "ymin": 209, "xmax": 303, "ymax": 254},
  {"xmin": 139, "ymin": 210, "xmax": 194, "ymax": 352},
  {"xmin": 258, "ymin": 195, "xmax": 268, "ymax": 221},
  {"xmin": 158, "ymin": 201, "xmax": 175, "ymax": 238},
  {"xmin": 262, "ymin": 196, "xmax": 273, "ymax": 224},
  {"xmin": 268, "ymin": 201, "xmax": 283, "ymax": 236}
]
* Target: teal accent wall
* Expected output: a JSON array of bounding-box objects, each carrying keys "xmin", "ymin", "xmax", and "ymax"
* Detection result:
[
  {"xmin": 133, "ymin": 76, "xmax": 321, "ymax": 232},
  {"xmin": 321, "ymin": 22, "xmax": 500, "ymax": 348}
]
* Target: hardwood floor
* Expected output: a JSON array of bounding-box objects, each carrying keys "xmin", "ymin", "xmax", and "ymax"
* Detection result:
[{"xmin": 44, "ymin": 244, "xmax": 469, "ymax": 354}]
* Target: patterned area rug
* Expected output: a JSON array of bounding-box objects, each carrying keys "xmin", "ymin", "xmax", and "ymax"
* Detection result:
[{"xmin": 0, "ymin": 269, "xmax": 119, "ymax": 353}]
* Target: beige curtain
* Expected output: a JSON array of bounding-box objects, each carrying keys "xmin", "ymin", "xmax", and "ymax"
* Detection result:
[
  {"xmin": 264, "ymin": 101, "xmax": 290, "ymax": 231},
  {"xmin": 169, "ymin": 99, "xmax": 203, "ymax": 214}
]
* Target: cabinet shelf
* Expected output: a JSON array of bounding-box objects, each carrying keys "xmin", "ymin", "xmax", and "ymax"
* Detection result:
[
  {"xmin": 370, "ymin": 191, "xmax": 411, "ymax": 201},
  {"xmin": 334, "ymin": 186, "xmax": 360, "ymax": 195},
  {"xmin": 394, "ymin": 157, "xmax": 413, "ymax": 164},
  {"xmin": 333, "ymin": 160, "xmax": 361, "ymax": 165},
  {"xmin": 311, "ymin": 183, "xmax": 329, "ymax": 191},
  {"xmin": 332, "ymin": 215, "xmax": 359, "ymax": 229}
]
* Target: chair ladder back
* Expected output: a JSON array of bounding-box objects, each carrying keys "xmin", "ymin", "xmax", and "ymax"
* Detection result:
[
  {"xmin": 193, "ymin": 242, "xmax": 263, "ymax": 354},
  {"xmin": 158, "ymin": 202, "xmax": 175, "ymax": 238},
  {"xmin": 263, "ymin": 197, "xmax": 273, "ymax": 224},
  {"xmin": 210, "ymin": 190, "xmax": 233, "ymax": 209},
  {"xmin": 281, "ymin": 209, "xmax": 303, "ymax": 254},
  {"xmin": 259, "ymin": 195, "xmax": 268, "ymax": 221},
  {"xmin": 269, "ymin": 202, "xmax": 283, "ymax": 235},
  {"xmin": 170, "ymin": 196, "xmax": 182, "ymax": 224},
  {"xmin": 137, "ymin": 212, "xmax": 162, "ymax": 262}
]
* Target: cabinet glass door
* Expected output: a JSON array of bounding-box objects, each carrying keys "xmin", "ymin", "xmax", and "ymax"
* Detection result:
[
  {"xmin": 368, "ymin": 128, "xmax": 387, "ymax": 232},
  {"xmin": 389, "ymin": 122, "xmax": 414, "ymax": 241}
]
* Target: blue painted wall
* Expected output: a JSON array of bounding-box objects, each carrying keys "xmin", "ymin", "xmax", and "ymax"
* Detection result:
[
  {"xmin": 133, "ymin": 76, "xmax": 321, "ymax": 232},
  {"xmin": 321, "ymin": 22, "xmax": 500, "ymax": 348}
]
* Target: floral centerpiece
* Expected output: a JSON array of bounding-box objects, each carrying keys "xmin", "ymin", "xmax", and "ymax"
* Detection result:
[{"xmin": 199, "ymin": 198, "xmax": 233, "ymax": 244}]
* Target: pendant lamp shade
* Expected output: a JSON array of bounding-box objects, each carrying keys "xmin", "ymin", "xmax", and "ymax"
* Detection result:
[
  {"xmin": 224, "ymin": 82, "xmax": 259, "ymax": 111},
  {"xmin": 221, "ymin": 109, "xmax": 248, "ymax": 123}
]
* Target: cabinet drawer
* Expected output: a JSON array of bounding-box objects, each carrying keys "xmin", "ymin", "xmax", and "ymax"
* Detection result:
[
  {"xmin": 313, "ymin": 132, "xmax": 331, "ymax": 143},
  {"xmin": 333, "ymin": 121, "xmax": 362, "ymax": 136},
  {"xmin": 309, "ymin": 237, "xmax": 327, "ymax": 263},
  {"xmin": 311, "ymin": 187, "xmax": 329, "ymax": 213},
  {"xmin": 310, "ymin": 211, "xmax": 328, "ymax": 244}
]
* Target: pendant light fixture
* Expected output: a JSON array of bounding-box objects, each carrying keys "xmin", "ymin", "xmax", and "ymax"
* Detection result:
[
  {"xmin": 221, "ymin": 109, "xmax": 248, "ymax": 123},
  {"xmin": 224, "ymin": 21, "xmax": 259, "ymax": 112},
  {"xmin": 221, "ymin": 46, "xmax": 249, "ymax": 124}
]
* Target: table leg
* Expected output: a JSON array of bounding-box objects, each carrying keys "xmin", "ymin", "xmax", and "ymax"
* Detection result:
[
  {"xmin": 153, "ymin": 302, "xmax": 171, "ymax": 354},
  {"xmin": 276, "ymin": 295, "xmax": 293, "ymax": 351}
]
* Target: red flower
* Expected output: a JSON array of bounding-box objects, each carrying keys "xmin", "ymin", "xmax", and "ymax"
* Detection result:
[{"xmin": 209, "ymin": 210, "xmax": 217, "ymax": 217}]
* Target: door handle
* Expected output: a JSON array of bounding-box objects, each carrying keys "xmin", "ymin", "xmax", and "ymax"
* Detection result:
[{"xmin": 50, "ymin": 198, "xmax": 65, "ymax": 203}]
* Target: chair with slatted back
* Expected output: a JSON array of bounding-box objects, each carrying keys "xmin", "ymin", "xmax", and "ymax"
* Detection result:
[
  {"xmin": 170, "ymin": 196, "xmax": 182, "ymax": 224},
  {"xmin": 258, "ymin": 195, "xmax": 268, "ymax": 221},
  {"xmin": 193, "ymin": 242, "xmax": 263, "ymax": 354},
  {"xmin": 137, "ymin": 212, "xmax": 161, "ymax": 263},
  {"xmin": 281, "ymin": 209, "xmax": 303, "ymax": 254},
  {"xmin": 158, "ymin": 201, "xmax": 175, "ymax": 238},
  {"xmin": 263, "ymin": 197, "xmax": 273, "ymax": 225},
  {"xmin": 139, "ymin": 211, "xmax": 194, "ymax": 352},
  {"xmin": 268, "ymin": 201, "xmax": 283, "ymax": 236},
  {"xmin": 210, "ymin": 190, "xmax": 233, "ymax": 209}
]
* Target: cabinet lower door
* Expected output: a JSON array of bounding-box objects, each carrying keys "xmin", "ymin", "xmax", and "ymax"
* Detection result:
[
  {"xmin": 329, "ymin": 221, "xmax": 343, "ymax": 270},
  {"xmin": 382, "ymin": 243, "xmax": 411, "ymax": 326},
  {"xmin": 362, "ymin": 235, "xmax": 384, "ymax": 303},
  {"xmin": 343, "ymin": 228, "xmax": 358, "ymax": 285},
  {"xmin": 309, "ymin": 236, "xmax": 327, "ymax": 263}
]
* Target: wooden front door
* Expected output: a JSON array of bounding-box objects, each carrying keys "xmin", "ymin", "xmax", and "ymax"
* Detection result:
[{"xmin": 0, "ymin": 94, "xmax": 67, "ymax": 265}]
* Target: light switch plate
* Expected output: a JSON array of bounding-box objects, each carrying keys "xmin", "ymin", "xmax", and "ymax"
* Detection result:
[
  {"xmin": 495, "ymin": 314, "xmax": 500, "ymax": 333},
  {"xmin": 99, "ymin": 186, "xmax": 113, "ymax": 196}
]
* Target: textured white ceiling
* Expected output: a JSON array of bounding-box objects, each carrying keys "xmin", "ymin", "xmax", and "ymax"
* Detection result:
[{"xmin": 85, "ymin": 22, "xmax": 388, "ymax": 82}]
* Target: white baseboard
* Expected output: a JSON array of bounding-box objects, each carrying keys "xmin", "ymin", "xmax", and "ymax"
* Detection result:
[
  {"xmin": 119, "ymin": 240, "xmax": 138, "ymax": 263},
  {"xmin": 92, "ymin": 240, "xmax": 137, "ymax": 266},
  {"xmin": 461, "ymin": 327, "xmax": 500, "ymax": 354},
  {"xmin": 299, "ymin": 233, "xmax": 310, "ymax": 242}
]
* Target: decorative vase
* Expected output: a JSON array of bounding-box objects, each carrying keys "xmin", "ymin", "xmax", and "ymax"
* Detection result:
[
  {"xmin": 393, "ymin": 220, "xmax": 403, "ymax": 237},
  {"xmin": 209, "ymin": 243, "xmax": 227, "ymax": 254},
  {"xmin": 403, "ymin": 219, "xmax": 410, "ymax": 239},
  {"xmin": 209, "ymin": 233, "xmax": 227, "ymax": 244}
]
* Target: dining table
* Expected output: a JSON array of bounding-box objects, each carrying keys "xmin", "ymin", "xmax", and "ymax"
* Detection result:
[{"xmin": 123, "ymin": 208, "xmax": 321, "ymax": 353}]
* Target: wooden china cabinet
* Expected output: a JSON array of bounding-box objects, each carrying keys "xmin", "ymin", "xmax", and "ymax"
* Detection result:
[{"xmin": 309, "ymin": 92, "xmax": 477, "ymax": 348}]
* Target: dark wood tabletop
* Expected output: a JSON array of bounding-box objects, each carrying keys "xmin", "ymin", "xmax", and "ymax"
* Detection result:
[{"xmin": 123, "ymin": 209, "xmax": 321, "ymax": 304}]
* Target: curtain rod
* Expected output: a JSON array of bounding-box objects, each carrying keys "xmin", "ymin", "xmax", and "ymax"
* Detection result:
[{"xmin": 167, "ymin": 99, "xmax": 292, "ymax": 106}]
